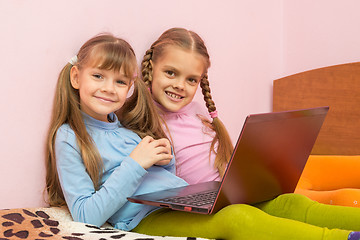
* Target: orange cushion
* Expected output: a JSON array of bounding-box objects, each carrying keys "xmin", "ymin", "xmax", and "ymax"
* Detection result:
[
  {"xmin": 295, "ymin": 155, "xmax": 360, "ymax": 207},
  {"xmin": 297, "ymin": 155, "xmax": 360, "ymax": 191}
]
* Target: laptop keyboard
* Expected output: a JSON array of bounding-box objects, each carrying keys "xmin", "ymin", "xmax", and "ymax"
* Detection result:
[{"xmin": 160, "ymin": 190, "xmax": 217, "ymax": 206}]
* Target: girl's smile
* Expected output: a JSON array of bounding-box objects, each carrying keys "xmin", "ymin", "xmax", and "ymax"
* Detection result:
[
  {"xmin": 151, "ymin": 46, "xmax": 205, "ymax": 112},
  {"xmin": 94, "ymin": 95, "xmax": 117, "ymax": 103},
  {"xmin": 165, "ymin": 90, "xmax": 184, "ymax": 101}
]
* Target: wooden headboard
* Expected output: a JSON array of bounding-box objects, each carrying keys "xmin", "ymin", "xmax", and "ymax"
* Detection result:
[{"xmin": 273, "ymin": 62, "xmax": 360, "ymax": 155}]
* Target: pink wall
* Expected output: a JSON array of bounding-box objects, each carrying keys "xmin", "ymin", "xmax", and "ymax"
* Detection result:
[
  {"xmin": 283, "ymin": 0, "xmax": 360, "ymax": 75},
  {"xmin": 0, "ymin": 0, "xmax": 282, "ymax": 209},
  {"xmin": 1, "ymin": 0, "xmax": 358, "ymax": 209}
]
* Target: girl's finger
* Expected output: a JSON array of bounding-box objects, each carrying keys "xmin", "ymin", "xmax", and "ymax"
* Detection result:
[
  {"xmin": 156, "ymin": 153, "xmax": 173, "ymax": 161},
  {"xmin": 154, "ymin": 146, "xmax": 171, "ymax": 155},
  {"xmin": 152, "ymin": 138, "xmax": 170, "ymax": 148},
  {"xmin": 142, "ymin": 135, "xmax": 154, "ymax": 143}
]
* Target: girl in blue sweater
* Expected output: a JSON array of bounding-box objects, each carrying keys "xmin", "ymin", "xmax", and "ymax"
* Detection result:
[{"xmin": 45, "ymin": 33, "xmax": 187, "ymax": 230}]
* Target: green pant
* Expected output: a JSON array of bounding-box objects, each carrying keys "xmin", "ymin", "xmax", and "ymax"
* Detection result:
[{"xmin": 133, "ymin": 194, "xmax": 360, "ymax": 240}]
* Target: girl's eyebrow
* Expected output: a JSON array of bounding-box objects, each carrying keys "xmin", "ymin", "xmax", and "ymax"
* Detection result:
[
  {"xmin": 162, "ymin": 65, "xmax": 178, "ymax": 71},
  {"xmin": 186, "ymin": 73, "xmax": 203, "ymax": 80},
  {"xmin": 162, "ymin": 65, "xmax": 202, "ymax": 78},
  {"xmin": 89, "ymin": 67, "xmax": 105, "ymax": 73},
  {"xmin": 115, "ymin": 73, "xmax": 130, "ymax": 81},
  {"xmin": 190, "ymin": 73, "xmax": 202, "ymax": 78}
]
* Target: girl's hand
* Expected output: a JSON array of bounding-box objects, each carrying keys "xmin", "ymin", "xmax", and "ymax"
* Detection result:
[{"xmin": 130, "ymin": 136, "xmax": 173, "ymax": 169}]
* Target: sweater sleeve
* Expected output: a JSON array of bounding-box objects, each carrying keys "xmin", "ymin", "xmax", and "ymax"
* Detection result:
[{"xmin": 55, "ymin": 126, "xmax": 147, "ymax": 227}]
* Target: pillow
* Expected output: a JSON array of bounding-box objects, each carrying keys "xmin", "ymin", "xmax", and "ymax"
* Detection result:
[
  {"xmin": 297, "ymin": 155, "xmax": 360, "ymax": 191},
  {"xmin": 295, "ymin": 155, "xmax": 360, "ymax": 207}
]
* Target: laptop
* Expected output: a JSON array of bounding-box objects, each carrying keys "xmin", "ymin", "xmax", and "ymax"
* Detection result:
[{"xmin": 128, "ymin": 107, "xmax": 329, "ymax": 214}]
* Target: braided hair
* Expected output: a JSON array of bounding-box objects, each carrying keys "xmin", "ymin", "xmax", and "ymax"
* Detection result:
[{"xmin": 141, "ymin": 48, "xmax": 154, "ymax": 87}]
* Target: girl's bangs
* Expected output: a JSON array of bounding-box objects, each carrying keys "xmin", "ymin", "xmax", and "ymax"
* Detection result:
[{"xmin": 88, "ymin": 44, "xmax": 136, "ymax": 78}]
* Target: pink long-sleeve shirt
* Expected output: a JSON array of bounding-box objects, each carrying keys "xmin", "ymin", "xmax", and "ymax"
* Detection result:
[{"xmin": 157, "ymin": 101, "xmax": 221, "ymax": 184}]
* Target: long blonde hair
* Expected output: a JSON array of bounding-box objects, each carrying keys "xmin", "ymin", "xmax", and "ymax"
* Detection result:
[
  {"xmin": 141, "ymin": 28, "xmax": 234, "ymax": 177},
  {"xmin": 46, "ymin": 33, "xmax": 167, "ymax": 206}
]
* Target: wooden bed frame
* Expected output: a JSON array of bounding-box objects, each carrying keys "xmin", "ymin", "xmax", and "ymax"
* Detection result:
[
  {"xmin": 273, "ymin": 62, "xmax": 360, "ymax": 155},
  {"xmin": 273, "ymin": 62, "xmax": 360, "ymax": 207}
]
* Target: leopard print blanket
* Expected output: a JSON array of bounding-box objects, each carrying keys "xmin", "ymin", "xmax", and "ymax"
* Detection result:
[{"xmin": 0, "ymin": 206, "xmax": 209, "ymax": 240}]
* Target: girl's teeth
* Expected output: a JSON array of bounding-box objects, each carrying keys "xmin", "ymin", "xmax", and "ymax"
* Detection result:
[{"xmin": 167, "ymin": 92, "xmax": 181, "ymax": 99}]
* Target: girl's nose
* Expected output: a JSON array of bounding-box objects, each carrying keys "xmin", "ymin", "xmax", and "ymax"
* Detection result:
[
  {"xmin": 173, "ymin": 79, "xmax": 185, "ymax": 90},
  {"xmin": 101, "ymin": 79, "xmax": 116, "ymax": 93}
]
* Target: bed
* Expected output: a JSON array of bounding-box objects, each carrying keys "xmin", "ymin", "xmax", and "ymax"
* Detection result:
[{"xmin": 273, "ymin": 61, "xmax": 360, "ymax": 207}]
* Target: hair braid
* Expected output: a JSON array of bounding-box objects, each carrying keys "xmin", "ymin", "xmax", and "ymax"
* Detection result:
[
  {"xmin": 200, "ymin": 73, "xmax": 216, "ymax": 112},
  {"xmin": 200, "ymin": 73, "xmax": 233, "ymax": 177},
  {"xmin": 141, "ymin": 48, "xmax": 153, "ymax": 87}
]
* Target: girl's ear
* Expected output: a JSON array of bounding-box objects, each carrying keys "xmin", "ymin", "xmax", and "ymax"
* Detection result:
[{"xmin": 70, "ymin": 66, "xmax": 80, "ymax": 89}]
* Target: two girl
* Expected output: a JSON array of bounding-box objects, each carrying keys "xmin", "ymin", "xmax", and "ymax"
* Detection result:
[{"xmin": 46, "ymin": 31, "xmax": 360, "ymax": 240}]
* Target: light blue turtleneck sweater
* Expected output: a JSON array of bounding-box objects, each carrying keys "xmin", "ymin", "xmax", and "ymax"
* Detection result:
[{"xmin": 55, "ymin": 112, "xmax": 187, "ymax": 230}]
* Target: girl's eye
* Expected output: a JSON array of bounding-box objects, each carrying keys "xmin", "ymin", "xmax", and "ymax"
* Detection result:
[
  {"xmin": 116, "ymin": 80, "xmax": 129, "ymax": 86},
  {"xmin": 165, "ymin": 70, "xmax": 175, "ymax": 77},
  {"xmin": 187, "ymin": 78, "xmax": 198, "ymax": 85},
  {"xmin": 93, "ymin": 74, "xmax": 103, "ymax": 79}
]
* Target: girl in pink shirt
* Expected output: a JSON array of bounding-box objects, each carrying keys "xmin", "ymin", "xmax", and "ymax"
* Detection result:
[
  {"xmin": 142, "ymin": 27, "xmax": 233, "ymax": 184},
  {"xmin": 131, "ymin": 27, "xmax": 360, "ymax": 240}
]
